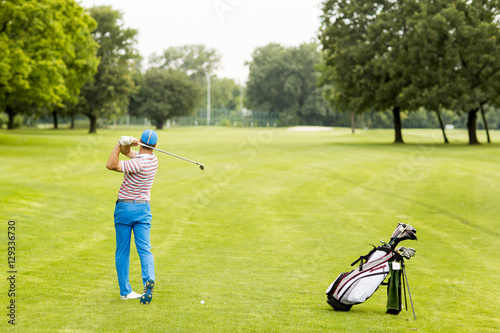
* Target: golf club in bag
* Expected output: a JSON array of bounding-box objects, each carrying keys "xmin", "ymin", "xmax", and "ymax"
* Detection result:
[{"xmin": 325, "ymin": 223, "xmax": 417, "ymax": 317}]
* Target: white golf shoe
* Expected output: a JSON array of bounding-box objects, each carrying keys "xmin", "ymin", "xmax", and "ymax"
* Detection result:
[{"xmin": 120, "ymin": 291, "xmax": 143, "ymax": 300}]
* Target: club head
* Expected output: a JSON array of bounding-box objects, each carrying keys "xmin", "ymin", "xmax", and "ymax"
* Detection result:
[
  {"xmin": 390, "ymin": 223, "xmax": 417, "ymax": 248},
  {"xmin": 199, "ymin": 165, "xmax": 204, "ymax": 170}
]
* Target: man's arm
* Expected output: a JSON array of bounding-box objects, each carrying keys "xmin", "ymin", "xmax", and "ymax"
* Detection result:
[
  {"xmin": 106, "ymin": 143, "xmax": 123, "ymax": 172},
  {"xmin": 107, "ymin": 137, "xmax": 140, "ymax": 172}
]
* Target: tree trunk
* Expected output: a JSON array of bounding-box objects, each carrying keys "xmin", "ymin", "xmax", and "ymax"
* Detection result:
[
  {"xmin": 156, "ymin": 118, "xmax": 165, "ymax": 130},
  {"xmin": 467, "ymin": 109, "xmax": 480, "ymax": 145},
  {"xmin": 436, "ymin": 110, "xmax": 449, "ymax": 143},
  {"xmin": 6, "ymin": 106, "xmax": 15, "ymax": 130},
  {"xmin": 480, "ymin": 104, "xmax": 491, "ymax": 143},
  {"xmin": 70, "ymin": 110, "xmax": 76, "ymax": 129},
  {"xmin": 89, "ymin": 115, "xmax": 97, "ymax": 133},
  {"xmin": 53, "ymin": 110, "xmax": 59, "ymax": 129},
  {"xmin": 350, "ymin": 111, "xmax": 355, "ymax": 133},
  {"xmin": 392, "ymin": 106, "xmax": 404, "ymax": 143}
]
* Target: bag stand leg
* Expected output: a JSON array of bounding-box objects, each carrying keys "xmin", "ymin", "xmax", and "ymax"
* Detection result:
[
  {"xmin": 402, "ymin": 262, "xmax": 417, "ymax": 320},
  {"xmin": 402, "ymin": 265, "xmax": 408, "ymax": 311}
]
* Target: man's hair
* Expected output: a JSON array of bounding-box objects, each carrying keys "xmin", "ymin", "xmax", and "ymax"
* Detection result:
[{"xmin": 140, "ymin": 141, "xmax": 156, "ymax": 151}]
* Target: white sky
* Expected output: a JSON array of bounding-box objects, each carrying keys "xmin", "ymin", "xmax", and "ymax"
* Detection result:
[{"xmin": 78, "ymin": 0, "xmax": 324, "ymax": 82}]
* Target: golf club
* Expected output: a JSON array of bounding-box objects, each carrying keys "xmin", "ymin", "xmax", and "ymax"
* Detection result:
[
  {"xmin": 388, "ymin": 223, "xmax": 412, "ymax": 246},
  {"xmin": 139, "ymin": 142, "xmax": 204, "ymax": 170}
]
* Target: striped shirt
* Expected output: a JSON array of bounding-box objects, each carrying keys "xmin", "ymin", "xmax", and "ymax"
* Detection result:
[{"xmin": 118, "ymin": 152, "xmax": 158, "ymax": 201}]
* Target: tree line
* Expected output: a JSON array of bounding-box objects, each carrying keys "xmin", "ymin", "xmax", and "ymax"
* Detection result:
[
  {"xmin": 318, "ymin": 0, "xmax": 500, "ymax": 144},
  {"xmin": 1, "ymin": 0, "xmax": 499, "ymax": 144},
  {"xmin": 1, "ymin": 2, "xmax": 241, "ymax": 133}
]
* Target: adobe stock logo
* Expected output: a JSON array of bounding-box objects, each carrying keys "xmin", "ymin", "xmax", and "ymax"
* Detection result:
[{"xmin": 212, "ymin": 0, "xmax": 245, "ymax": 21}]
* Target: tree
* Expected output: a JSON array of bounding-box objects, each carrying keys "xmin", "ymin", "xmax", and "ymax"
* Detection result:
[
  {"xmin": 149, "ymin": 44, "xmax": 222, "ymax": 83},
  {"xmin": 149, "ymin": 44, "xmax": 222, "ymax": 111},
  {"xmin": 126, "ymin": 60, "xmax": 144, "ymax": 124},
  {"xmin": 399, "ymin": 0, "xmax": 500, "ymax": 144},
  {"xmin": 369, "ymin": 0, "xmax": 423, "ymax": 143},
  {"xmin": 388, "ymin": 0, "xmax": 457, "ymax": 143},
  {"xmin": 0, "ymin": 0, "xmax": 99, "ymax": 129},
  {"xmin": 321, "ymin": 0, "xmax": 447, "ymax": 142},
  {"xmin": 78, "ymin": 6, "xmax": 139, "ymax": 133},
  {"xmin": 320, "ymin": 0, "xmax": 454, "ymax": 142},
  {"xmin": 319, "ymin": 0, "xmax": 500, "ymax": 144},
  {"xmin": 318, "ymin": 0, "xmax": 384, "ymax": 136},
  {"xmin": 448, "ymin": 0, "xmax": 500, "ymax": 144},
  {"xmin": 246, "ymin": 42, "xmax": 332, "ymax": 126},
  {"xmin": 210, "ymin": 77, "xmax": 240, "ymax": 110},
  {"xmin": 131, "ymin": 68, "xmax": 201, "ymax": 129}
]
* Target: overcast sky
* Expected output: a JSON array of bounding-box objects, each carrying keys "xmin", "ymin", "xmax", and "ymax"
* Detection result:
[{"xmin": 78, "ymin": 0, "xmax": 324, "ymax": 82}]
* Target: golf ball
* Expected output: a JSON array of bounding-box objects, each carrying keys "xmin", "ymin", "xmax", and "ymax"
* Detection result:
[{"xmin": 200, "ymin": 300, "xmax": 205, "ymax": 304}]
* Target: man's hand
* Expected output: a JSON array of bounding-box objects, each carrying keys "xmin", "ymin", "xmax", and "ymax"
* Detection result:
[
  {"xmin": 119, "ymin": 136, "xmax": 138, "ymax": 147},
  {"xmin": 118, "ymin": 136, "xmax": 138, "ymax": 159},
  {"xmin": 130, "ymin": 137, "xmax": 139, "ymax": 147}
]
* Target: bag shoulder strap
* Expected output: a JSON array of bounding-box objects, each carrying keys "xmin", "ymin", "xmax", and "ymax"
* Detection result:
[{"xmin": 351, "ymin": 245, "xmax": 377, "ymax": 270}]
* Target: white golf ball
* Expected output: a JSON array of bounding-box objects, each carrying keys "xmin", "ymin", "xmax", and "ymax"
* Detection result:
[{"xmin": 200, "ymin": 300, "xmax": 205, "ymax": 304}]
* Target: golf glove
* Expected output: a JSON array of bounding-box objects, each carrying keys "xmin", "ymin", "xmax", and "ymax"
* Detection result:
[
  {"xmin": 119, "ymin": 136, "xmax": 133, "ymax": 147},
  {"xmin": 397, "ymin": 247, "xmax": 416, "ymax": 259}
]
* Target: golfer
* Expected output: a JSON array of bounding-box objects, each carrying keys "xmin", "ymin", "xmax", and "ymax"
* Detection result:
[{"xmin": 106, "ymin": 129, "xmax": 158, "ymax": 304}]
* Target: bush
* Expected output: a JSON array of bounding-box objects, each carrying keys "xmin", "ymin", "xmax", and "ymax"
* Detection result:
[
  {"xmin": 13, "ymin": 114, "xmax": 23, "ymax": 128},
  {"xmin": 0, "ymin": 113, "xmax": 24, "ymax": 129},
  {"xmin": 0, "ymin": 113, "xmax": 7, "ymax": 129}
]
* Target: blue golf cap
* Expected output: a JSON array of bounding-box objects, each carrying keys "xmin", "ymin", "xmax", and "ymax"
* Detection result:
[{"xmin": 141, "ymin": 129, "xmax": 158, "ymax": 146}]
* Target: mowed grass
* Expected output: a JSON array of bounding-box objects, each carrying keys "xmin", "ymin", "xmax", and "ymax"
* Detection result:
[{"xmin": 0, "ymin": 126, "xmax": 499, "ymax": 332}]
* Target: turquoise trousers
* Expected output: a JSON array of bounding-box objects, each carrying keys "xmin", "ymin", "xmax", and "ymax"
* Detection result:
[{"xmin": 114, "ymin": 201, "xmax": 155, "ymax": 296}]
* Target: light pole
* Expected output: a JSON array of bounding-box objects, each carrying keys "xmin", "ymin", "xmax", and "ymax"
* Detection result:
[{"xmin": 206, "ymin": 72, "xmax": 211, "ymax": 126}]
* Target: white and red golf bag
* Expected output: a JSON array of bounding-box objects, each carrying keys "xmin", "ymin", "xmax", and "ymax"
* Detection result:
[{"xmin": 326, "ymin": 223, "xmax": 417, "ymax": 312}]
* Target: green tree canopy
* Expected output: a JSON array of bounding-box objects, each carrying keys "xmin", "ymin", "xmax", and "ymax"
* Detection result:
[
  {"xmin": 319, "ymin": 0, "xmax": 415, "ymax": 141},
  {"xmin": 246, "ymin": 42, "xmax": 332, "ymax": 126},
  {"xmin": 397, "ymin": 0, "xmax": 500, "ymax": 144},
  {"xmin": 210, "ymin": 77, "xmax": 241, "ymax": 110},
  {"xmin": 77, "ymin": 5, "xmax": 139, "ymax": 133},
  {"xmin": 149, "ymin": 44, "xmax": 223, "ymax": 111},
  {"xmin": 0, "ymin": 0, "xmax": 99, "ymax": 129},
  {"xmin": 319, "ymin": 0, "xmax": 500, "ymax": 144},
  {"xmin": 130, "ymin": 68, "xmax": 202, "ymax": 129},
  {"xmin": 149, "ymin": 44, "xmax": 222, "ymax": 83}
]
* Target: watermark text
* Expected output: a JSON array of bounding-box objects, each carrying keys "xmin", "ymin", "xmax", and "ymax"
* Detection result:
[{"xmin": 7, "ymin": 220, "xmax": 16, "ymax": 325}]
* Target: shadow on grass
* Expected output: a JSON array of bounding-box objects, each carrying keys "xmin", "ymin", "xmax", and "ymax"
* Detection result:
[
  {"xmin": 323, "ymin": 142, "xmax": 500, "ymax": 148},
  {"xmin": 328, "ymin": 172, "xmax": 500, "ymax": 239},
  {"xmin": 320, "ymin": 304, "xmax": 397, "ymax": 317}
]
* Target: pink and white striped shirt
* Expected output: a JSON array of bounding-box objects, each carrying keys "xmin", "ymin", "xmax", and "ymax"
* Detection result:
[{"xmin": 118, "ymin": 152, "xmax": 158, "ymax": 201}]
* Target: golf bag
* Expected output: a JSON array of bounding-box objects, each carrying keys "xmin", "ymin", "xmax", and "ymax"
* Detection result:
[{"xmin": 326, "ymin": 223, "xmax": 417, "ymax": 313}]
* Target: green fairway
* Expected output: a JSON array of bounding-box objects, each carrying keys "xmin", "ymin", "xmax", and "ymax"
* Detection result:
[{"xmin": 1, "ymin": 127, "xmax": 499, "ymax": 332}]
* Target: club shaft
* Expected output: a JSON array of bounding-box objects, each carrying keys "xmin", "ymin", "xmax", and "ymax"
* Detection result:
[{"xmin": 139, "ymin": 142, "xmax": 203, "ymax": 167}]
